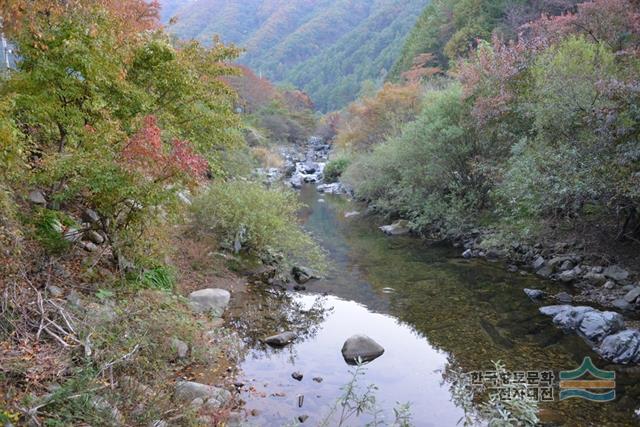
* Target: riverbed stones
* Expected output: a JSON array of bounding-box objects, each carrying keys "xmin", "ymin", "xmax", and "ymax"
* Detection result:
[
  {"xmin": 462, "ymin": 249, "xmax": 472, "ymax": 259},
  {"xmin": 265, "ymin": 331, "xmax": 297, "ymax": 347},
  {"xmin": 612, "ymin": 299, "xmax": 632, "ymax": 311},
  {"xmin": 532, "ymin": 255, "xmax": 546, "ymax": 271},
  {"xmin": 604, "ymin": 265, "xmax": 630, "ymax": 282},
  {"xmin": 555, "ymin": 292, "xmax": 573, "ymax": 303},
  {"xmin": 379, "ymin": 220, "xmax": 410, "ymax": 236},
  {"xmin": 292, "ymin": 266, "xmax": 317, "ymax": 284},
  {"xmin": 540, "ymin": 305, "xmax": 624, "ymax": 342},
  {"xmin": 341, "ymin": 334, "xmax": 384, "ymax": 364},
  {"xmin": 524, "ymin": 288, "xmax": 545, "ymax": 299},
  {"xmin": 174, "ymin": 381, "xmax": 231, "ymax": 406},
  {"xmin": 624, "ymin": 287, "xmax": 640, "ymax": 303},
  {"xmin": 598, "ymin": 330, "xmax": 640, "ymax": 364},
  {"xmin": 188, "ymin": 288, "xmax": 230, "ymax": 317},
  {"xmin": 291, "ymin": 372, "xmax": 303, "ymax": 381}
]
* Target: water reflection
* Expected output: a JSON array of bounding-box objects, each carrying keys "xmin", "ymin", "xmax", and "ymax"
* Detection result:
[{"xmin": 233, "ymin": 185, "xmax": 639, "ymax": 426}]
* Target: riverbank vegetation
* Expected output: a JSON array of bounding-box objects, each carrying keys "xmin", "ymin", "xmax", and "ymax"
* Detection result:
[
  {"xmin": 337, "ymin": 0, "xmax": 640, "ymax": 251},
  {"xmin": 0, "ymin": 1, "xmax": 321, "ymax": 424}
]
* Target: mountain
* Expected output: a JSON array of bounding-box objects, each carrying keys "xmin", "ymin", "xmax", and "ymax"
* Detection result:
[{"xmin": 161, "ymin": 0, "xmax": 429, "ymax": 111}]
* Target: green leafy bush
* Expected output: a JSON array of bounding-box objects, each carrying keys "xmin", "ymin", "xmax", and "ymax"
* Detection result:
[
  {"xmin": 324, "ymin": 157, "xmax": 351, "ymax": 183},
  {"xmin": 31, "ymin": 209, "xmax": 76, "ymax": 254},
  {"xmin": 192, "ymin": 181, "xmax": 324, "ymax": 267}
]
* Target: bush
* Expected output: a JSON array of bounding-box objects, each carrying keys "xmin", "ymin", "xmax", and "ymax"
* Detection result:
[
  {"xmin": 192, "ymin": 181, "xmax": 324, "ymax": 267},
  {"xmin": 324, "ymin": 157, "xmax": 350, "ymax": 183}
]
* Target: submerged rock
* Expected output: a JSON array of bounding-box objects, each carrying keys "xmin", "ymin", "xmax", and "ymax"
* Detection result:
[
  {"xmin": 264, "ymin": 331, "xmax": 297, "ymax": 347},
  {"xmin": 379, "ymin": 220, "xmax": 410, "ymax": 236},
  {"xmin": 189, "ymin": 288, "xmax": 230, "ymax": 317},
  {"xmin": 341, "ymin": 334, "xmax": 384, "ymax": 364}
]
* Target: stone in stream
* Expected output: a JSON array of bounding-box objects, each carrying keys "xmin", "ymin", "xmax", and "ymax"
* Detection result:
[
  {"xmin": 344, "ymin": 211, "xmax": 360, "ymax": 218},
  {"xmin": 264, "ymin": 331, "xmax": 297, "ymax": 347},
  {"xmin": 291, "ymin": 372, "xmax": 303, "ymax": 381},
  {"xmin": 341, "ymin": 334, "xmax": 385, "ymax": 364},
  {"xmin": 188, "ymin": 288, "xmax": 230, "ymax": 317},
  {"xmin": 598, "ymin": 329, "xmax": 640, "ymax": 364},
  {"xmin": 312, "ymin": 377, "xmax": 323, "ymax": 383},
  {"xmin": 524, "ymin": 288, "xmax": 545, "ymax": 299},
  {"xmin": 379, "ymin": 220, "xmax": 410, "ymax": 236},
  {"xmin": 462, "ymin": 249, "xmax": 472, "ymax": 259},
  {"xmin": 298, "ymin": 414, "xmax": 309, "ymax": 423},
  {"xmin": 292, "ymin": 266, "xmax": 318, "ymax": 284},
  {"xmin": 539, "ymin": 305, "xmax": 624, "ymax": 343}
]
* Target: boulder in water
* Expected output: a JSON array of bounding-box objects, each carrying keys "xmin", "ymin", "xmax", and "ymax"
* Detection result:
[
  {"xmin": 341, "ymin": 334, "xmax": 384, "ymax": 364},
  {"xmin": 379, "ymin": 220, "xmax": 410, "ymax": 236},
  {"xmin": 265, "ymin": 331, "xmax": 297, "ymax": 347},
  {"xmin": 524, "ymin": 288, "xmax": 545, "ymax": 299}
]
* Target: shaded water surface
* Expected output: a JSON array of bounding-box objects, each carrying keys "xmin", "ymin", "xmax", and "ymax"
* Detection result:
[{"xmin": 232, "ymin": 185, "xmax": 640, "ymax": 426}]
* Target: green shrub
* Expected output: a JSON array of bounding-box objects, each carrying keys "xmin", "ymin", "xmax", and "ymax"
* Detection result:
[
  {"xmin": 137, "ymin": 266, "xmax": 175, "ymax": 292},
  {"xmin": 192, "ymin": 181, "xmax": 324, "ymax": 268},
  {"xmin": 324, "ymin": 157, "xmax": 351, "ymax": 183},
  {"xmin": 31, "ymin": 209, "xmax": 76, "ymax": 254}
]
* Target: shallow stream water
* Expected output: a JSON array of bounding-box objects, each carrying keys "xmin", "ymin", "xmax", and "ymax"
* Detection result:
[{"xmin": 231, "ymin": 185, "xmax": 640, "ymax": 426}]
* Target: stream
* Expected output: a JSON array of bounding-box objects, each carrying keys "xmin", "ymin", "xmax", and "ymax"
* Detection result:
[{"xmin": 230, "ymin": 185, "xmax": 640, "ymax": 426}]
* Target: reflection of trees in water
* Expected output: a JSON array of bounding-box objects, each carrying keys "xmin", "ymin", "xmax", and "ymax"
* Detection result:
[{"xmin": 227, "ymin": 286, "xmax": 330, "ymax": 355}]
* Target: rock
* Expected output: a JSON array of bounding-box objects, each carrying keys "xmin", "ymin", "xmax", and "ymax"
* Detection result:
[
  {"xmin": 312, "ymin": 377, "xmax": 323, "ymax": 383},
  {"xmin": 170, "ymin": 338, "xmax": 189, "ymax": 359},
  {"xmin": 558, "ymin": 268, "xmax": 579, "ymax": 283},
  {"xmin": 341, "ymin": 334, "xmax": 385, "ymax": 364},
  {"xmin": 344, "ymin": 211, "xmax": 360, "ymax": 218},
  {"xmin": 247, "ymin": 265, "xmax": 277, "ymax": 284},
  {"xmin": 379, "ymin": 220, "xmax": 410, "ymax": 236},
  {"xmin": 265, "ymin": 331, "xmax": 297, "ymax": 347},
  {"xmin": 612, "ymin": 299, "xmax": 632, "ymax": 311},
  {"xmin": 291, "ymin": 372, "xmax": 303, "ymax": 381},
  {"xmin": 540, "ymin": 305, "xmax": 624, "ymax": 342},
  {"xmin": 624, "ymin": 287, "xmax": 640, "ymax": 303},
  {"xmin": 462, "ymin": 249, "xmax": 472, "ymax": 259},
  {"xmin": 66, "ymin": 290, "xmax": 82, "ymax": 308},
  {"xmin": 90, "ymin": 396, "xmax": 123, "ymax": 425},
  {"xmin": 149, "ymin": 421, "xmax": 168, "ymax": 427},
  {"xmin": 82, "ymin": 208, "xmax": 100, "ymax": 223},
  {"xmin": 84, "ymin": 230, "xmax": 105, "ymax": 245},
  {"xmin": 507, "ymin": 264, "xmax": 518, "ymax": 273},
  {"xmin": 298, "ymin": 415, "xmax": 309, "ymax": 423},
  {"xmin": 188, "ymin": 289, "xmax": 230, "ymax": 316},
  {"xmin": 82, "ymin": 241, "xmax": 98, "ymax": 252},
  {"xmin": 559, "ymin": 260, "xmax": 575, "ymax": 271},
  {"xmin": 28, "ymin": 190, "xmax": 46, "ymax": 205},
  {"xmin": 584, "ymin": 272, "xmax": 607, "ymax": 285},
  {"xmin": 604, "ymin": 280, "xmax": 616, "ymax": 289},
  {"xmin": 578, "ymin": 310, "xmax": 624, "ymax": 342},
  {"xmin": 604, "ymin": 265, "xmax": 630, "ymax": 282},
  {"xmin": 190, "ymin": 398, "xmax": 204, "ymax": 408},
  {"xmin": 293, "ymin": 284, "xmax": 306, "ymax": 291},
  {"xmin": 555, "ymin": 292, "xmax": 573, "ymax": 303},
  {"xmin": 532, "ymin": 256, "xmax": 546, "ymax": 271},
  {"xmin": 46, "ymin": 285, "xmax": 64, "ymax": 298},
  {"xmin": 524, "ymin": 288, "xmax": 545, "ymax": 299},
  {"xmin": 536, "ymin": 265, "xmax": 554, "ymax": 279},
  {"xmin": 292, "ymin": 266, "xmax": 317, "ymax": 284},
  {"xmin": 175, "ymin": 381, "xmax": 232, "ymax": 406},
  {"xmin": 598, "ymin": 330, "xmax": 640, "ymax": 364}
]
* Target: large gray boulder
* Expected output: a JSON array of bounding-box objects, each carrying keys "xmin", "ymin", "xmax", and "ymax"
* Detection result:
[
  {"xmin": 539, "ymin": 305, "xmax": 624, "ymax": 343},
  {"xmin": 604, "ymin": 265, "xmax": 630, "ymax": 282},
  {"xmin": 28, "ymin": 190, "xmax": 46, "ymax": 205},
  {"xmin": 189, "ymin": 289, "xmax": 230, "ymax": 317},
  {"xmin": 624, "ymin": 287, "xmax": 640, "ymax": 303},
  {"xmin": 175, "ymin": 381, "xmax": 231, "ymax": 407},
  {"xmin": 341, "ymin": 334, "xmax": 384, "ymax": 364},
  {"xmin": 598, "ymin": 330, "xmax": 640, "ymax": 364},
  {"xmin": 379, "ymin": 220, "xmax": 410, "ymax": 236}
]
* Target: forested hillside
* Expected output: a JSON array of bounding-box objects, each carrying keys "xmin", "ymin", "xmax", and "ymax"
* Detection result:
[
  {"xmin": 162, "ymin": 0, "xmax": 428, "ymax": 111},
  {"xmin": 332, "ymin": 0, "xmax": 640, "ymax": 256},
  {"xmin": 389, "ymin": 0, "xmax": 581, "ymax": 81}
]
